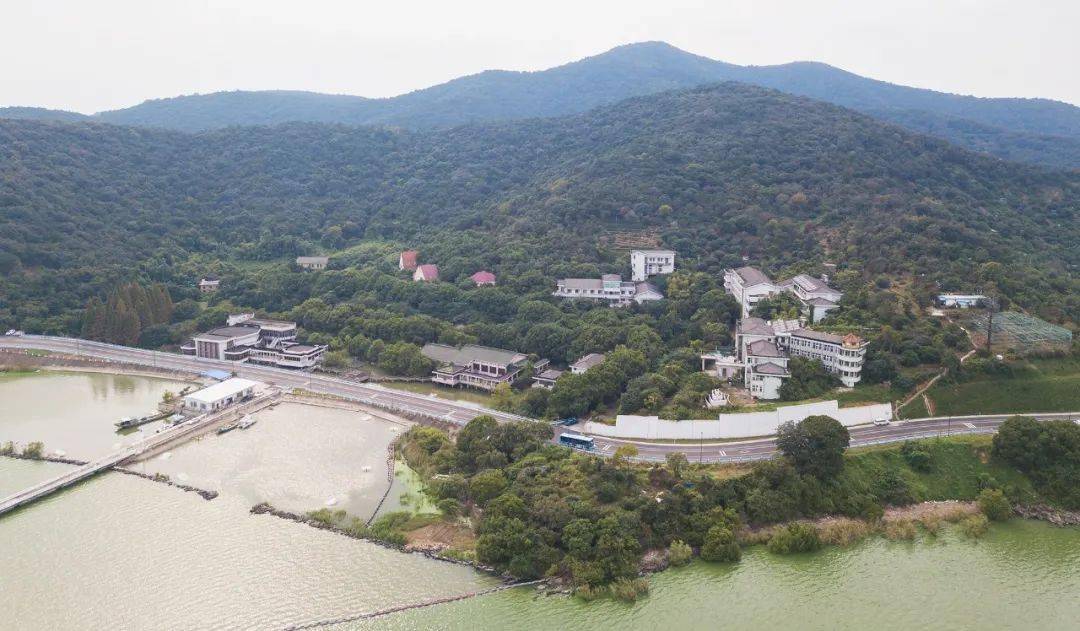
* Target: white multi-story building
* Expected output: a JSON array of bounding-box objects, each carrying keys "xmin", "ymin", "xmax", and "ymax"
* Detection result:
[
  {"xmin": 724, "ymin": 266, "xmax": 842, "ymax": 322},
  {"xmin": 630, "ymin": 249, "xmax": 676, "ymax": 282},
  {"xmin": 181, "ymin": 313, "xmax": 326, "ymax": 369},
  {"xmin": 703, "ymin": 317, "xmax": 867, "ymax": 400},
  {"xmin": 723, "ymin": 267, "xmax": 779, "ymax": 317},
  {"xmin": 777, "ymin": 328, "xmax": 868, "ymax": 388},
  {"xmin": 553, "ymin": 274, "xmax": 663, "ymax": 307}
]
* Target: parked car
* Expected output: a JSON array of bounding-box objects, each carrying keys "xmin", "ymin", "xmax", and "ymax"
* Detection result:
[
  {"xmin": 4, "ymin": 329, "xmax": 24, "ymax": 336},
  {"xmin": 873, "ymin": 417, "xmax": 891, "ymax": 426}
]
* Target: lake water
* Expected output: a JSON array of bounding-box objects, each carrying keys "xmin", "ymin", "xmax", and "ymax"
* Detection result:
[{"xmin": 2, "ymin": 370, "xmax": 1079, "ymax": 630}]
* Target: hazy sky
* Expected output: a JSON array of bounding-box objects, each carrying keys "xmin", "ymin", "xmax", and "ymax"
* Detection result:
[{"xmin": 4, "ymin": 0, "xmax": 1077, "ymax": 113}]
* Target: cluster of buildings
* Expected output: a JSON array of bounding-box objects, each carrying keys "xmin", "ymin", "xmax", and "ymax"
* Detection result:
[
  {"xmin": 418, "ymin": 343, "xmax": 608, "ymax": 392},
  {"xmin": 399, "ymin": 250, "xmax": 495, "ymax": 286},
  {"xmin": 181, "ymin": 313, "xmax": 327, "ymax": 369},
  {"xmin": 702, "ymin": 317, "xmax": 868, "ymax": 400},
  {"xmin": 723, "ymin": 266, "xmax": 843, "ymax": 322},
  {"xmin": 554, "ymin": 249, "xmax": 674, "ymax": 307}
]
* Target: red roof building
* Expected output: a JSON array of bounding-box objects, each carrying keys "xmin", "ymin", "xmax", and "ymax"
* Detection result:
[
  {"xmin": 399, "ymin": 250, "xmax": 418, "ymax": 271},
  {"xmin": 413, "ymin": 264, "xmax": 439, "ymax": 282},
  {"xmin": 470, "ymin": 270, "xmax": 496, "ymax": 286}
]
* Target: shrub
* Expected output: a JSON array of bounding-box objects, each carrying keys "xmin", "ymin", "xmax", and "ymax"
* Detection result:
[
  {"xmin": 437, "ymin": 498, "xmax": 463, "ymax": 518},
  {"xmin": 960, "ymin": 514, "xmax": 990, "ymax": 538},
  {"xmin": 817, "ymin": 519, "xmax": 871, "ymax": 547},
  {"xmin": 701, "ymin": 526, "xmax": 741, "ymax": 562},
  {"xmin": 883, "ymin": 520, "xmax": 917, "ymax": 541},
  {"xmin": 667, "ymin": 540, "xmax": 693, "ymax": 566},
  {"xmin": 977, "ymin": 489, "xmax": 1012, "ymax": 521},
  {"xmin": 21, "ymin": 441, "xmax": 44, "ymax": 459},
  {"xmin": 574, "ymin": 584, "xmax": 604, "ymax": 601},
  {"xmin": 609, "ymin": 577, "xmax": 650, "ymax": 602},
  {"xmin": 766, "ymin": 523, "xmax": 821, "ymax": 554},
  {"xmin": 0, "ymin": 441, "xmax": 15, "ymax": 456},
  {"xmin": 900, "ymin": 441, "xmax": 932, "ymax": 472}
]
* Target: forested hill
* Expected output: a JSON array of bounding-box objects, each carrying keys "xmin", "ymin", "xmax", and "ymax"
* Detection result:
[
  {"xmin": 0, "ymin": 83, "xmax": 1077, "ymax": 329},
  {"xmin": 11, "ymin": 42, "xmax": 1077, "ymax": 169}
]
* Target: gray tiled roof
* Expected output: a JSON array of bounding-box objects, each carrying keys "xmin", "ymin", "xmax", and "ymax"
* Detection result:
[
  {"xmin": 754, "ymin": 361, "xmax": 790, "ymax": 376},
  {"xmin": 421, "ymin": 343, "xmax": 527, "ymax": 368},
  {"xmin": 571, "ymin": 353, "xmax": 606, "ymax": 371},
  {"xmin": 735, "ymin": 266, "xmax": 772, "ymax": 286},
  {"xmin": 747, "ymin": 340, "xmax": 784, "ymax": 357},
  {"xmin": 790, "ymin": 328, "xmax": 845, "ymax": 344},
  {"xmin": 559, "ymin": 278, "xmax": 604, "ymax": 290},
  {"xmin": 806, "ymin": 297, "xmax": 838, "ymax": 306},
  {"xmin": 738, "ymin": 317, "xmax": 774, "ymax": 336}
]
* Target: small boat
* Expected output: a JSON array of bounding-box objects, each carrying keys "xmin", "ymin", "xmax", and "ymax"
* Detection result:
[
  {"xmin": 238, "ymin": 415, "xmax": 257, "ymax": 430},
  {"xmin": 115, "ymin": 417, "xmax": 138, "ymax": 429},
  {"xmin": 217, "ymin": 423, "xmax": 238, "ymax": 435}
]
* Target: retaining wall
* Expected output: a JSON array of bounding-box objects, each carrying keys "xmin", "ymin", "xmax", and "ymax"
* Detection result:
[{"xmin": 582, "ymin": 400, "xmax": 892, "ymax": 440}]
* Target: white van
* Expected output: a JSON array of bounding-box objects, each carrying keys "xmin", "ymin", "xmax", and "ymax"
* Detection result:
[{"xmin": 873, "ymin": 417, "xmax": 890, "ymax": 427}]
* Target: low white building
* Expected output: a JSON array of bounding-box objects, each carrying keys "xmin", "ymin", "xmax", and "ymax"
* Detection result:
[
  {"xmin": 182, "ymin": 377, "xmax": 261, "ymax": 413},
  {"xmin": 630, "ymin": 249, "xmax": 675, "ymax": 282},
  {"xmin": 198, "ymin": 277, "xmax": 220, "ymax": 293},
  {"xmin": 570, "ymin": 353, "xmax": 606, "ymax": 374},
  {"xmin": 724, "ymin": 266, "xmax": 842, "ymax": 322},
  {"xmin": 553, "ymin": 274, "xmax": 663, "ymax": 307},
  {"xmin": 296, "ymin": 256, "xmax": 329, "ymax": 270},
  {"xmin": 937, "ymin": 294, "xmax": 987, "ymax": 308}
]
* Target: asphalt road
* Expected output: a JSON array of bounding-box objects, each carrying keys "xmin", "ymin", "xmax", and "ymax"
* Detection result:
[{"xmin": 4, "ymin": 335, "xmax": 1077, "ymax": 464}]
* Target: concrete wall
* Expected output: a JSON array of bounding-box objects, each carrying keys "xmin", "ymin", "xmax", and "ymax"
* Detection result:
[{"xmin": 582, "ymin": 400, "xmax": 893, "ymax": 440}]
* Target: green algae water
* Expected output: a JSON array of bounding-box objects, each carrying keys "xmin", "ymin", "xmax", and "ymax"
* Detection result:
[
  {"xmin": 2, "ymin": 371, "xmax": 1079, "ymax": 630},
  {"xmin": 354, "ymin": 520, "xmax": 1080, "ymax": 631}
]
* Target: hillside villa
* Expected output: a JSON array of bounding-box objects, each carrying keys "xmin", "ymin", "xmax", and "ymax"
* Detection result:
[
  {"xmin": 553, "ymin": 274, "xmax": 662, "ymax": 307},
  {"xmin": 296, "ymin": 256, "xmax": 329, "ymax": 270},
  {"xmin": 723, "ymin": 266, "xmax": 842, "ymax": 322},
  {"xmin": 703, "ymin": 317, "xmax": 868, "ymax": 400},
  {"xmin": 421, "ymin": 343, "xmax": 548, "ymax": 391},
  {"xmin": 630, "ymin": 249, "xmax": 675, "ymax": 282},
  {"xmin": 399, "ymin": 250, "xmax": 418, "ymax": 271}
]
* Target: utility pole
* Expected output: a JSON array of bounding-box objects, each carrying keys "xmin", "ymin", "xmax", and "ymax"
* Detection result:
[{"xmin": 984, "ymin": 297, "xmax": 998, "ymax": 353}]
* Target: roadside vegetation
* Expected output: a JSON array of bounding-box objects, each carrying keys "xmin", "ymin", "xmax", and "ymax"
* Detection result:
[{"xmin": 390, "ymin": 413, "xmax": 1076, "ymax": 600}]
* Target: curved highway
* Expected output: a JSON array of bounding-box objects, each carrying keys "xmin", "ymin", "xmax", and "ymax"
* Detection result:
[{"xmin": 3, "ymin": 335, "xmax": 1076, "ymax": 464}]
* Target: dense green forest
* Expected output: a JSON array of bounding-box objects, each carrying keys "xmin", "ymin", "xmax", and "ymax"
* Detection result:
[
  {"xmin": 7, "ymin": 42, "xmax": 1080, "ymax": 168},
  {"xmin": 1, "ymin": 83, "xmax": 1076, "ymax": 419}
]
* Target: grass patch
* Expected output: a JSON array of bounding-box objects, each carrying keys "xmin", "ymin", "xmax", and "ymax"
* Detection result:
[
  {"xmin": 898, "ymin": 395, "xmax": 930, "ymax": 419},
  {"xmin": 835, "ymin": 384, "xmax": 902, "ymax": 407},
  {"xmin": 842, "ymin": 436, "xmax": 1038, "ymax": 503},
  {"xmin": 928, "ymin": 373, "xmax": 1080, "ymax": 415},
  {"xmin": 381, "ymin": 381, "xmax": 494, "ymax": 405}
]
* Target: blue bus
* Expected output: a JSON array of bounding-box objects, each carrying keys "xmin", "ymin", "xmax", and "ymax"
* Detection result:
[{"xmin": 559, "ymin": 432, "xmax": 594, "ymax": 451}]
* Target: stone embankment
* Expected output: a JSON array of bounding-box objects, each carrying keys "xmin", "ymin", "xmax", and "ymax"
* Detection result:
[
  {"xmin": 0, "ymin": 452, "xmax": 218, "ymax": 500},
  {"xmin": 1014, "ymin": 504, "xmax": 1080, "ymax": 526},
  {"xmin": 250, "ymin": 502, "xmax": 499, "ymax": 574},
  {"xmin": 113, "ymin": 468, "xmax": 219, "ymax": 500}
]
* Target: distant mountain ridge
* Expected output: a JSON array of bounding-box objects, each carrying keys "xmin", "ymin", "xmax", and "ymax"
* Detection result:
[{"xmin": 4, "ymin": 42, "xmax": 1080, "ymax": 168}]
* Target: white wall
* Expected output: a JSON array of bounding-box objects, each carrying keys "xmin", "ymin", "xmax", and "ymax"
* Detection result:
[{"xmin": 582, "ymin": 400, "xmax": 893, "ymax": 440}]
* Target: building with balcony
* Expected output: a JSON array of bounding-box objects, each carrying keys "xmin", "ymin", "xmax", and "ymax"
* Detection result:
[
  {"xmin": 703, "ymin": 317, "xmax": 868, "ymax": 400},
  {"xmin": 553, "ymin": 274, "xmax": 662, "ymax": 307},
  {"xmin": 630, "ymin": 249, "xmax": 675, "ymax": 282},
  {"xmin": 181, "ymin": 313, "xmax": 326, "ymax": 369},
  {"xmin": 421, "ymin": 343, "xmax": 543, "ymax": 391},
  {"xmin": 198, "ymin": 277, "xmax": 220, "ymax": 293}
]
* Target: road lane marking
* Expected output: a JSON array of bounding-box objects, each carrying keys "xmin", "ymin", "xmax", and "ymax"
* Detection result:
[{"xmin": 964, "ymin": 422, "xmax": 977, "ymax": 429}]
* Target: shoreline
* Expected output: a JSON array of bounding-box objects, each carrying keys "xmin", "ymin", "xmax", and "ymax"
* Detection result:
[{"xmin": 249, "ymin": 501, "xmax": 505, "ymax": 576}]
